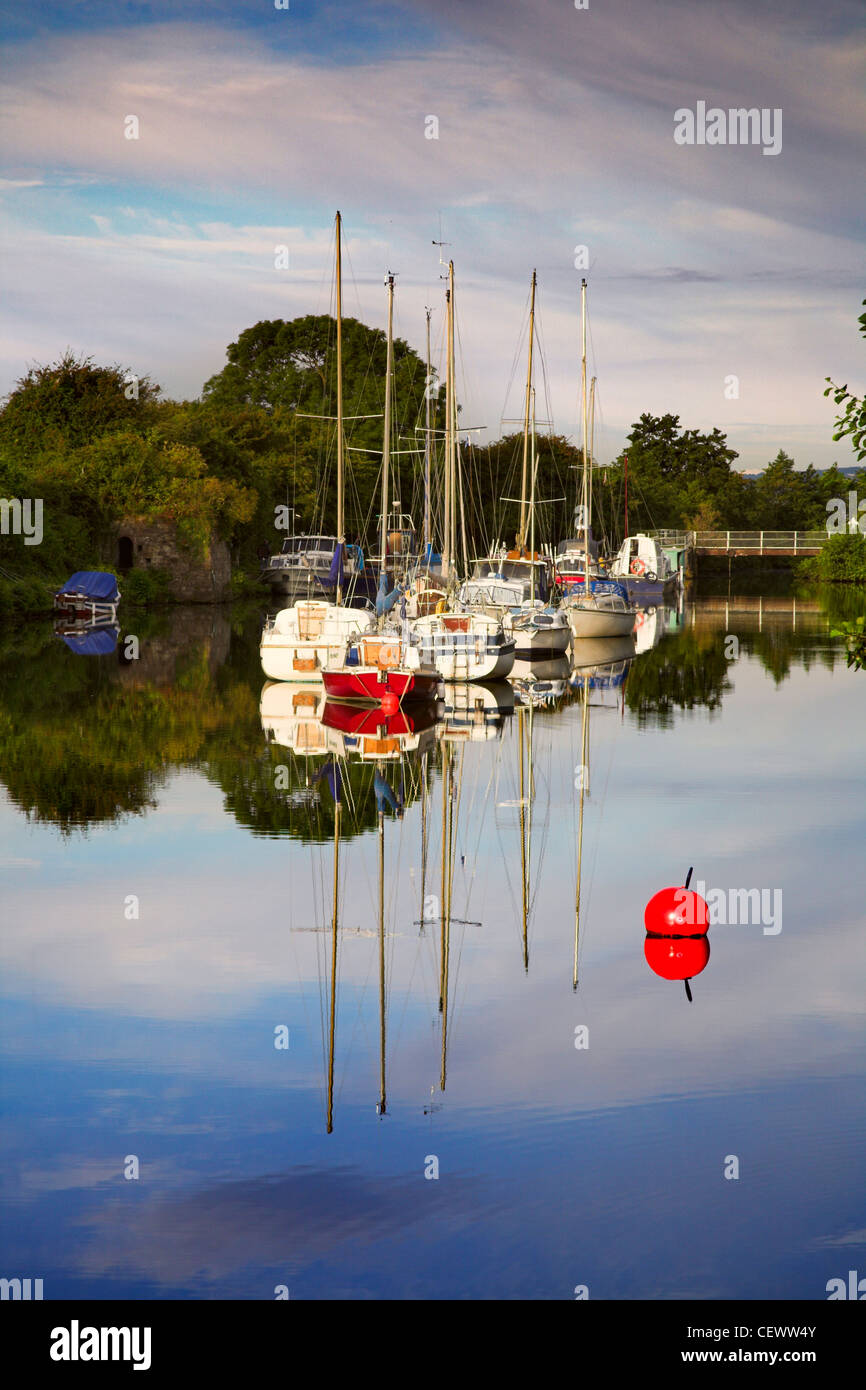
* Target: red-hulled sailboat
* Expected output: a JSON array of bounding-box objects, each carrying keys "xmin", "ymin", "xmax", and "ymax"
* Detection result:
[{"xmin": 322, "ymin": 634, "xmax": 441, "ymax": 706}]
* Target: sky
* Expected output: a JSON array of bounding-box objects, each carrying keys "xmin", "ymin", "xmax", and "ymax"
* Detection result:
[{"xmin": 1, "ymin": 0, "xmax": 864, "ymax": 471}]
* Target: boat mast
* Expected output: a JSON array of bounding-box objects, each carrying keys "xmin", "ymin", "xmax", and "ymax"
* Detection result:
[
  {"xmin": 335, "ymin": 212, "xmax": 345, "ymax": 607},
  {"xmin": 424, "ymin": 307, "xmax": 432, "ymax": 559},
  {"xmin": 443, "ymin": 264, "xmax": 454, "ymax": 579},
  {"xmin": 380, "ymin": 273, "xmax": 395, "ymax": 578},
  {"xmin": 581, "ymin": 278, "xmax": 590, "ymax": 589},
  {"xmin": 530, "ymin": 387, "xmax": 537, "ymax": 581},
  {"xmin": 519, "ymin": 271, "xmax": 537, "ymax": 552},
  {"xmin": 449, "ymin": 270, "xmax": 469, "ymax": 580}
]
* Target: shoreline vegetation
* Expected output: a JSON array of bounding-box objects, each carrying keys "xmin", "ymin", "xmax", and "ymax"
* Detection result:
[{"xmin": 1, "ymin": 300, "xmax": 865, "ymax": 618}]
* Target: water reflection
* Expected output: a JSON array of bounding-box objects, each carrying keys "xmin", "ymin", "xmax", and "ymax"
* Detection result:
[{"xmin": 1, "ymin": 590, "xmax": 864, "ymax": 1298}]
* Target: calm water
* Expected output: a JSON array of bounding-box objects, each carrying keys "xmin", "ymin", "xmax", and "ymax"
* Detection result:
[{"xmin": 1, "ymin": 593, "xmax": 864, "ymax": 1300}]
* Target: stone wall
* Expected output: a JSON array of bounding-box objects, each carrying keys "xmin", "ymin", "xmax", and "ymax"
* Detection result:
[{"xmin": 113, "ymin": 518, "xmax": 232, "ymax": 603}]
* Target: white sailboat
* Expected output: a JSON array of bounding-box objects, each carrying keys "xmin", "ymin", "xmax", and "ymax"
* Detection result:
[
  {"xmin": 459, "ymin": 273, "xmax": 570, "ymax": 656},
  {"xmin": 407, "ymin": 259, "xmax": 516, "ymax": 681},
  {"xmin": 563, "ymin": 279, "xmax": 637, "ymax": 641},
  {"xmin": 260, "ymin": 212, "xmax": 375, "ymax": 683}
]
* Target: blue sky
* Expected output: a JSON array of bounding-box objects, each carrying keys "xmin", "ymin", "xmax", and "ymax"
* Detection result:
[{"xmin": 1, "ymin": 0, "xmax": 864, "ymax": 469}]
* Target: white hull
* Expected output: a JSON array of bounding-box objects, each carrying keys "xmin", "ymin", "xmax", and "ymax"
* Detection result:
[
  {"xmin": 567, "ymin": 605, "xmax": 636, "ymax": 639},
  {"xmin": 260, "ymin": 600, "xmax": 374, "ymax": 682},
  {"xmin": 411, "ymin": 612, "xmax": 516, "ymax": 683},
  {"xmin": 510, "ymin": 622, "xmax": 571, "ymax": 655}
]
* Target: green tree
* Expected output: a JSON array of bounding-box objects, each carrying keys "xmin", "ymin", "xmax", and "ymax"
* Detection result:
[
  {"xmin": 0, "ymin": 352, "xmax": 161, "ymax": 459},
  {"xmin": 825, "ymin": 298, "xmax": 866, "ymax": 461}
]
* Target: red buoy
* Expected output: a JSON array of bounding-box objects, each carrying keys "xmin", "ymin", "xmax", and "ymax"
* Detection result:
[
  {"xmin": 644, "ymin": 885, "xmax": 709, "ymax": 935},
  {"xmin": 380, "ymin": 690, "xmax": 400, "ymax": 715},
  {"xmin": 644, "ymin": 935, "xmax": 710, "ymax": 981}
]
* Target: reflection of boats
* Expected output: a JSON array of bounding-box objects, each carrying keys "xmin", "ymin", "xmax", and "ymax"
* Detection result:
[
  {"xmin": 259, "ymin": 680, "xmax": 333, "ymax": 757},
  {"xmin": 437, "ymin": 681, "xmax": 514, "ymax": 741},
  {"xmin": 321, "ymin": 699, "xmax": 440, "ymax": 760},
  {"xmin": 54, "ymin": 571, "xmax": 120, "ymax": 623},
  {"xmin": 54, "ymin": 618, "xmax": 119, "ymax": 655},
  {"xmin": 569, "ymin": 634, "xmax": 635, "ymax": 671},
  {"xmin": 633, "ymin": 606, "xmax": 664, "ymax": 656},
  {"xmin": 510, "ymin": 653, "xmax": 571, "ymax": 707}
]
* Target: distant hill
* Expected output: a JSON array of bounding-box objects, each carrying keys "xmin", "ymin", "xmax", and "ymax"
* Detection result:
[{"xmin": 740, "ymin": 465, "xmax": 860, "ymax": 478}]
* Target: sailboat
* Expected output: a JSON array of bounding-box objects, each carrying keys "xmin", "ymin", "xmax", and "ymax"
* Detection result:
[
  {"xmin": 260, "ymin": 213, "xmax": 376, "ymax": 683},
  {"xmin": 457, "ymin": 273, "xmax": 570, "ymax": 656},
  {"xmin": 407, "ymin": 261, "xmax": 516, "ymax": 681},
  {"xmin": 322, "ymin": 269, "xmax": 441, "ymax": 706},
  {"xmin": 563, "ymin": 279, "xmax": 637, "ymax": 641}
]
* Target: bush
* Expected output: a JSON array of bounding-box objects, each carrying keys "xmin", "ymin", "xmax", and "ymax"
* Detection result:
[
  {"xmin": 802, "ymin": 533, "xmax": 866, "ymax": 583},
  {"xmin": 122, "ymin": 567, "xmax": 171, "ymax": 606}
]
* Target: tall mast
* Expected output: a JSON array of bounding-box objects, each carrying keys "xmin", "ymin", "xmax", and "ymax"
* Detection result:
[
  {"xmin": 581, "ymin": 277, "xmax": 590, "ymax": 589},
  {"xmin": 530, "ymin": 387, "xmax": 537, "ymax": 571},
  {"xmin": 589, "ymin": 374, "xmax": 596, "ymax": 557},
  {"xmin": 424, "ymin": 308, "xmax": 432, "ymax": 558},
  {"xmin": 380, "ymin": 273, "xmax": 395, "ymax": 576},
  {"xmin": 335, "ymin": 212, "xmax": 345, "ymax": 607},
  {"xmin": 449, "ymin": 265, "xmax": 458, "ymax": 576},
  {"xmin": 443, "ymin": 268, "xmax": 454, "ymax": 579},
  {"xmin": 519, "ymin": 270, "xmax": 537, "ymax": 551}
]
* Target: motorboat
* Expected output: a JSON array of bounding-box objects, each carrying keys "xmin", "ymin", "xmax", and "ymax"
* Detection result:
[
  {"xmin": 608, "ymin": 533, "xmax": 681, "ymax": 603},
  {"xmin": 54, "ymin": 571, "xmax": 120, "ymax": 623}
]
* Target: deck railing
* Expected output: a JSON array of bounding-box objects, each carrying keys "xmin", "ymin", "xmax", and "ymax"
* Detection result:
[{"xmin": 650, "ymin": 530, "xmax": 828, "ymax": 553}]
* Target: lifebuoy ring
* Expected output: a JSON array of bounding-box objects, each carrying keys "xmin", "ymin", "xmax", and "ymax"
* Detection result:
[
  {"xmin": 630, "ymin": 557, "xmax": 647, "ymax": 576},
  {"xmin": 377, "ymin": 643, "xmax": 400, "ymax": 668}
]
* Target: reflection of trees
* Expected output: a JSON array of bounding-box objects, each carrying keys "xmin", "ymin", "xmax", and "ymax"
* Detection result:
[
  {"xmin": 626, "ymin": 629, "xmax": 731, "ymax": 728},
  {"xmin": 627, "ymin": 601, "xmax": 856, "ymax": 724},
  {"xmin": 207, "ymin": 747, "xmax": 399, "ymax": 841},
  {"xmin": 0, "ymin": 609, "xmax": 420, "ymax": 840}
]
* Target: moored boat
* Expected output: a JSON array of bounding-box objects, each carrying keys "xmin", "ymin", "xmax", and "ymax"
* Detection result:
[
  {"xmin": 322, "ymin": 633, "xmax": 442, "ymax": 705},
  {"xmin": 260, "ymin": 598, "xmax": 374, "ymax": 682},
  {"xmin": 54, "ymin": 571, "xmax": 120, "ymax": 622},
  {"xmin": 608, "ymin": 532, "xmax": 680, "ymax": 603},
  {"xmin": 412, "ymin": 609, "xmax": 515, "ymax": 681}
]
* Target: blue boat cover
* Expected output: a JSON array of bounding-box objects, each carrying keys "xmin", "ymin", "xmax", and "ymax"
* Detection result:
[
  {"xmin": 57, "ymin": 571, "xmax": 120, "ymax": 602},
  {"xmin": 60, "ymin": 626, "xmax": 119, "ymax": 655},
  {"xmin": 590, "ymin": 578, "xmax": 629, "ymax": 601}
]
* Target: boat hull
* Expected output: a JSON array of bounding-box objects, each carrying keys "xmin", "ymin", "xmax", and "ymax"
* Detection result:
[
  {"xmin": 615, "ymin": 574, "xmax": 679, "ymax": 605},
  {"xmin": 511, "ymin": 624, "xmax": 571, "ymax": 656},
  {"xmin": 566, "ymin": 605, "xmax": 636, "ymax": 639},
  {"xmin": 321, "ymin": 667, "xmax": 442, "ymax": 704}
]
